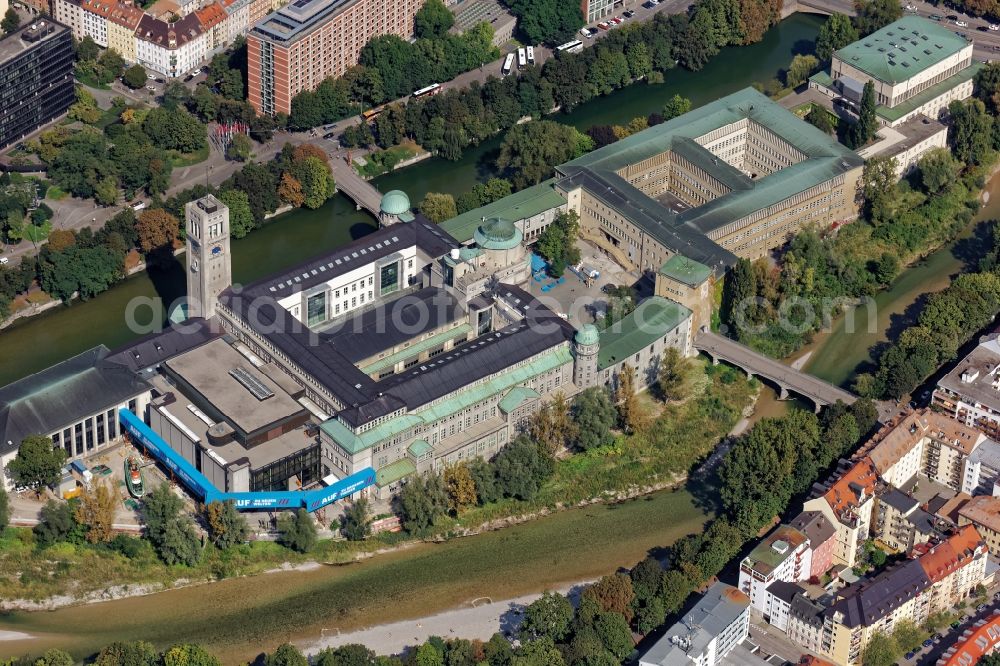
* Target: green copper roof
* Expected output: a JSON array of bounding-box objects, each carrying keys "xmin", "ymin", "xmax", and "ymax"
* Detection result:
[
  {"xmin": 474, "ymin": 217, "xmax": 522, "ymax": 250},
  {"xmin": 874, "ymin": 63, "xmax": 982, "ymax": 122},
  {"xmin": 376, "ymin": 458, "xmax": 416, "ymax": 486},
  {"xmin": 556, "ymin": 88, "xmax": 864, "ymax": 249},
  {"xmin": 380, "ymin": 190, "xmax": 411, "ymax": 216},
  {"xmin": 440, "ymin": 179, "xmax": 566, "ymax": 243},
  {"xmin": 360, "ymin": 323, "xmax": 472, "ymax": 375},
  {"xmin": 659, "ymin": 255, "xmax": 712, "ymax": 288},
  {"xmin": 575, "ymin": 324, "xmax": 600, "ymax": 346},
  {"xmin": 407, "ymin": 439, "xmax": 432, "ymax": 457},
  {"xmin": 498, "ymin": 386, "xmax": 541, "ymax": 414},
  {"xmin": 597, "ymin": 297, "xmax": 692, "ymax": 370},
  {"xmin": 834, "ymin": 16, "xmax": 969, "ymax": 84},
  {"xmin": 321, "ymin": 347, "xmax": 573, "ymax": 454}
]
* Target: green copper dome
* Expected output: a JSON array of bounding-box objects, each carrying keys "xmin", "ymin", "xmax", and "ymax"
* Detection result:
[
  {"xmin": 473, "ymin": 217, "xmax": 522, "ymax": 250},
  {"xmin": 575, "ymin": 324, "xmax": 599, "ymax": 346},
  {"xmin": 380, "ymin": 190, "xmax": 411, "ymax": 216}
]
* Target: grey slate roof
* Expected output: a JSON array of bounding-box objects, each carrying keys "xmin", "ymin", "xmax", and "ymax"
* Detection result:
[
  {"xmin": 789, "ymin": 510, "xmax": 837, "ymax": 547},
  {"xmin": 766, "ymin": 580, "xmax": 805, "ymax": 604},
  {"xmin": 880, "ymin": 486, "xmax": 920, "ymax": 514},
  {"xmin": 105, "ymin": 318, "xmax": 222, "ymax": 372},
  {"xmin": 825, "ymin": 559, "xmax": 931, "ymax": 628},
  {"xmin": 0, "ymin": 346, "xmax": 151, "ymax": 455}
]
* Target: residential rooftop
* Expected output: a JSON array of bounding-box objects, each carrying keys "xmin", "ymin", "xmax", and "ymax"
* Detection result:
[
  {"xmin": 742, "ymin": 525, "xmax": 809, "ymax": 577},
  {"xmin": 825, "ymin": 558, "xmax": 930, "ymax": 628},
  {"xmin": 959, "ymin": 495, "xmax": 1000, "ymax": 535},
  {"xmin": 833, "ymin": 16, "xmax": 970, "ymax": 84},
  {"xmin": 937, "ymin": 334, "xmax": 1000, "ymax": 412},
  {"xmin": 639, "ymin": 582, "xmax": 749, "ymax": 665},
  {"xmin": 915, "ymin": 525, "xmax": 984, "ymax": 583}
]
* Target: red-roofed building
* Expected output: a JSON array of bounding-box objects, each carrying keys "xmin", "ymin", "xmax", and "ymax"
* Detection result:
[
  {"xmin": 195, "ymin": 1, "xmax": 227, "ymax": 51},
  {"xmin": 937, "ymin": 610, "xmax": 1000, "ymax": 665},
  {"xmin": 802, "ymin": 458, "xmax": 880, "ymax": 567},
  {"xmin": 917, "ymin": 525, "xmax": 988, "ymax": 614}
]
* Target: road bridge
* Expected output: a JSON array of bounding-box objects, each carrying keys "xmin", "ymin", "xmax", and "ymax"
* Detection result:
[
  {"xmin": 330, "ymin": 157, "xmax": 382, "ymax": 218},
  {"xmin": 694, "ymin": 331, "xmax": 856, "ymax": 411}
]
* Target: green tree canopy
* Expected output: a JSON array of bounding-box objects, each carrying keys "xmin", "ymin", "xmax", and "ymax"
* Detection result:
[
  {"xmin": 571, "ymin": 387, "xmax": 617, "ymax": 451},
  {"xmin": 521, "ymin": 591, "xmax": 575, "ymax": 641},
  {"xmin": 816, "ymin": 13, "xmax": 858, "ymax": 61},
  {"xmin": 277, "ymin": 508, "xmax": 317, "ymax": 553},
  {"xmin": 419, "ymin": 192, "xmax": 458, "ymax": 222},
  {"xmin": 123, "ymin": 64, "xmax": 148, "ymax": 90},
  {"xmin": 414, "ymin": 0, "xmax": 455, "ymax": 38},
  {"xmin": 8, "ymin": 435, "xmax": 66, "ymax": 489},
  {"xmin": 340, "ymin": 497, "xmax": 372, "ymax": 541}
]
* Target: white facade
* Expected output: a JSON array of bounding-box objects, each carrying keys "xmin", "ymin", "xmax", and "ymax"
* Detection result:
[
  {"xmin": 762, "ymin": 588, "xmax": 795, "ymax": 632},
  {"xmin": 53, "ymin": 0, "xmax": 85, "ymax": 40},
  {"xmin": 136, "ymin": 30, "xmax": 207, "ymax": 77},
  {"xmin": 82, "ymin": 7, "xmax": 108, "ymax": 46},
  {"xmin": 738, "ymin": 527, "xmax": 812, "ymax": 615}
]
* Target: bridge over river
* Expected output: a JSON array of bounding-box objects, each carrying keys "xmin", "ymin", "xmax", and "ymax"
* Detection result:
[
  {"xmin": 694, "ymin": 330, "xmax": 857, "ymax": 411},
  {"xmin": 329, "ymin": 157, "xmax": 382, "ymax": 218}
]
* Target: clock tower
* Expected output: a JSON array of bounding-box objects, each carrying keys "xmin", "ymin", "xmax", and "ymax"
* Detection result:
[{"xmin": 185, "ymin": 194, "xmax": 231, "ymax": 320}]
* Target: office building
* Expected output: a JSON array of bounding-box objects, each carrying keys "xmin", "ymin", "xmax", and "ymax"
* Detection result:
[
  {"xmin": 0, "ymin": 18, "xmax": 75, "ymax": 151},
  {"xmin": 639, "ymin": 582, "xmax": 751, "ymax": 666},
  {"xmin": 809, "ymin": 16, "xmax": 981, "ymax": 128},
  {"xmin": 247, "ymin": 0, "xmax": 424, "ymax": 115},
  {"xmin": 0, "ymin": 346, "xmax": 152, "ymax": 491},
  {"xmin": 581, "ymin": 0, "xmax": 613, "ymax": 23}
]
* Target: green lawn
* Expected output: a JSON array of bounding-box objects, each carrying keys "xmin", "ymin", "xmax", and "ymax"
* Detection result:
[{"xmin": 169, "ymin": 144, "xmax": 211, "ymax": 168}]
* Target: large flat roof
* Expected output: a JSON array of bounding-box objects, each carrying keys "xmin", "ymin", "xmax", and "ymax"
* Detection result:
[
  {"xmin": 834, "ymin": 16, "xmax": 970, "ymax": 85},
  {"xmin": 440, "ymin": 179, "xmax": 567, "ymax": 244},
  {"xmin": 0, "ymin": 18, "xmax": 70, "ymax": 64},
  {"xmin": 557, "ymin": 88, "xmax": 863, "ymax": 269},
  {"xmin": 164, "ymin": 339, "xmax": 306, "ymax": 436},
  {"xmin": 251, "ymin": 0, "xmax": 359, "ymax": 44}
]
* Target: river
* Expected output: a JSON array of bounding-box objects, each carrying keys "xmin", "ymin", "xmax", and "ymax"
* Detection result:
[{"xmin": 0, "ymin": 13, "xmax": 825, "ymax": 388}]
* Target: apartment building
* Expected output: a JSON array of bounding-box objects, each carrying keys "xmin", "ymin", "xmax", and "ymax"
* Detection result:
[
  {"xmin": 247, "ymin": 0, "xmax": 424, "ymax": 115},
  {"xmin": 871, "ymin": 486, "xmax": 941, "ymax": 554},
  {"xmin": 935, "ymin": 334, "xmax": 1000, "ymax": 441},
  {"xmin": 135, "ymin": 12, "xmax": 205, "ymax": 77},
  {"xmin": 0, "ymin": 18, "xmax": 76, "ymax": 151},
  {"xmin": 106, "ymin": 2, "xmax": 144, "ymax": 61},
  {"xmin": 738, "ymin": 525, "xmax": 811, "ymax": 614},
  {"xmin": 802, "ymin": 458, "xmax": 880, "ymax": 567},
  {"xmin": 937, "ymin": 610, "xmax": 1000, "ymax": 665},
  {"xmin": 788, "ymin": 510, "xmax": 838, "ymax": 580},
  {"xmin": 639, "ymin": 582, "xmax": 751, "ymax": 666},
  {"xmin": 958, "ymin": 495, "xmax": 1000, "ymax": 554},
  {"xmin": 961, "ymin": 438, "xmax": 1000, "ymax": 495},
  {"xmin": 866, "ymin": 411, "xmax": 925, "ymax": 487}
]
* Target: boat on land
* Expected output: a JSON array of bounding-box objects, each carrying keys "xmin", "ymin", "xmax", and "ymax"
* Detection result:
[{"xmin": 125, "ymin": 456, "xmax": 145, "ymax": 498}]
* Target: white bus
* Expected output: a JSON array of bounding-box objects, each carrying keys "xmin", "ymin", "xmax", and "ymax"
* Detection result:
[
  {"xmin": 517, "ymin": 47, "xmax": 527, "ymax": 68},
  {"xmin": 526, "ymin": 45, "xmax": 535, "ymax": 64},
  {"xmin": 556, "ymin": 40, "xmax": 584, "ymax": 54},
  {"xmin": 412, "ymin": 83, "xmax": 441, "ymax": 98},
  {"xmin": 502, "ymin": 53, "xmax": 515, "ymax": 75}
]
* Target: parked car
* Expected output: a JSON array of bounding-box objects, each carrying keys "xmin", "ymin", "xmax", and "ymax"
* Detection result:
[
  {"xmin": 146, "ymin": 72, "xmax": 155, "ymax": 79},
  {"xmin": 598, "ymin": 21, "xmax": 610, "ymax": 29},
  {"xmin": 947, "ymin": 14, "xmax": 959, "ymax": 20},
  {"xmin": 191, "ymin": 68, "xmax": 201, "ymax": 76},
  {"xmin": 145, "ymin": 85, "xmax": 156, "ymax": 91},
  {"xmin": 623, "ymin": 9, "xmax": 635, "ymax": 17},
  {"xmin": 0, "ymin": 257, "xmax": 8, "ymax": 265},
  {"xmin": 990, "ymin": 23, "xmax": 1000, "ymax": 30},
  {"xmin": 131, "ymin": 200, "xmax": 147, "ymax": 211},
  {"xmin": 905, "ymin": 652, "xmax": 916, "ymax": 660},
  {"xmin": 905, "ymin": 3, "xmax": 916, "ymax": 9},
  {"xmin": 930, "ymin": 13, "xmax": 944, "ymax": 20},
  {"xmin": 979, "ymin": 25, "xmax": 990, "ymax": 30},
  {"xmin": 323, "ymin": 132, "xmax": 336, "ymax": 139},
  {"xmin": 642, "ymin": 0, "xmax": 657, "ymax": 6},
  {"xmin": 956, "ymin": 19, "xmax": 969, "ymax": 26},
  {"xmin": 922, "ymin": 638, "xmax": 934, "ymax": 648}
]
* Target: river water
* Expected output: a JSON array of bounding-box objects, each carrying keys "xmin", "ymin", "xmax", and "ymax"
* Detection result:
[{"xmin": 0, "ymin": 13, "xmax": 825, "ymax": 388}]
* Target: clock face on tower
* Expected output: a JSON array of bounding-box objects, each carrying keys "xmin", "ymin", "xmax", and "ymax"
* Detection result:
[{"xmin": 211, "ymin": 244, "xmax": 224, "ymax": 257}]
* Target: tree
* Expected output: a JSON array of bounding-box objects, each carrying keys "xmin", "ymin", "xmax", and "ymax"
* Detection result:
[
  {"xmin": 849, "ymin": 80, "xmax": 878, "ymax": 148},
  {"xmin": 721, "ymin": 257, "xmax": 757, "ymax": 336},
  {"xmin": 805, "ymin": 105, "xmax": 836, "ymax": 134},
  {"xmin": 277, "ymin": 508, "xmax": 317, "ymax": 553},
  {"xmin": 8, "ymin": 435, "xmax": 66, "ymax": 490},
  {"xmin": 861, "ymin": 631, "xmax": 900, "ymax": 666},
  {"xmin": 136, "ymin": 208, "xmax": 180, "ymax": 255},
  {"xmin": 2, "ymin": 8, "xmax": 21, "ymax": 35},
  {"xmin": 226, "ymin": 133, "xmax": 253, "ymax": 162},
  {"xmin": 396, "ymin": 472, "xmax": 448, "ymax": 532},
  {"xmin": 497, "ymin": 121, "xmax": 592, "ymax": 189},
  {"xmin": 419, "ymin": 192, "xmax": 458, "ymax": 223},
  {"xmin": 582, "ymin": 574, "xmax": 635, "ymax": 621},
  {"xmin": 521, "ymin": 592, "xmax": 574, "ymax": 641},
  {"xmin": 75, "ymin": 480, "xmax": 117, "ymax": 543},
  {"xmin": 570, "ymin": 387, "xmax": 616, "ymax": 451},
  {"xmin": 528, "ymin": 393, "xmax": 577, "ymax": 455},
  {"xmin": 873, "ymin": 251, "xmax": 899, "ymax": 285},
  {"xmin": 94, "ymin": 641, "xmax": 159, "ymax": 666},
  {"xmin": 414, "ymin": 642, "xmax": 443, "ymax": 666},
  {"xmin": 891, "ymin": 620, "xmax": 925, "ymax": 654},
  {"xmin": 443, "ymin": 464, "xmax": 477, "ymax": 514},
  {"xmin": 493, "ymin": 435, "xmax": 554, "ymax": 501},
  {"xmin": 291, "ymin": 156, "xmax": 336, "ymax": 209},
  {"xmin": 217, "ymin": 189, "xmax": 255, "ymax": 239},
  {"xmin": 512, "ymin": 636, "xmax": 564, "ymax": 666},
  {"xmin": 918, "ymin": 147, "xmax": 959, "ymax": 194},
  {"xmin": 662, "ymin": 95, "xmax": 692, "ymax": 121},
  {"xmin": 142, "ymin": 107, "xmax": 207, "ymax": 154},
  {"xmin": 68, "ymin": 86, "xmax": 102, "ymax": 124},
  {"xmin": 33, "ymin": 500, "xmax": 79, "ymax": 546},
  {"xmin": 949, "ymin": 98, "xmax": 993, "ymax": 166},
  {"xmin": 615, "ymin": 364, "xmax": 641, "ymax": 433},
  {"xmin": 468, "ymin": 458, "xmax": 500, "ymax": 505},
  {"xmin": 657, "ymin": 347, "xmax": 689, "ymax": 402},
  {"xmin": 278, "ymin": 172, "xmax": 305, "ymax": 208},
  {"xmin": 123, "ymin": 64, "xmax": 148, "ymax": 90},
  {"xmin": 816, "ymin": 13, "xmax": 858, "ymax": 61},
  {"xmin": 785, "ymin": 54, "xmax": 819, "ymax": 89},
  {"xmin": 0, "ymin": 486, "xmax": 7, "ymax": 533},
  {"xmin": 143, "ymin": 484, "xmax": 201, "ymax": 565},
  {"xmin": 314, "ymin": 645, "xmax": 377, "ymax": 666},
  {"xmin": 853, "ymin": 0, "xmax": 902, "ymax": 35},
  {"xmin": 267, "ymin": 644, "xmax": 309, "ymax": 666},
  {"xmin": 415, "ymin": 0, "xmax": 454, "ymax": 38},
  {"xmin": 33, "ymin": 649, "xmax": 75, "ymax": 666},
  {"xmin": 162, "ymin": 644, "xmax": 222, "ymax": 666},
  {"xmin": 594, "ymin": 612, "xmax": 633, "ymax": 660},
  {"xmin": 203, "ymin": 500, "xmax": 249, "ymax": 550},
  {"xmin": 861, "ymin": 155, "xmax": 897, "ymax": 225},
  {"xmin": 507, "ymin": 0, "xmax": 584, "ymax": 44},
  {"xmin": 340, "ymin": 497, "xmax": 372, "ymax": 540}
]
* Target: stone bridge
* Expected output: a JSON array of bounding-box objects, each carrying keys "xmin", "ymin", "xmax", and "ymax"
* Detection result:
[
  {"xmin": 695, "ymin": 331, "xmax": 857, "ymax": 412},
  {"xmin": 330, "ymin": 157, "xmax": 382, "ymax": 218}
]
